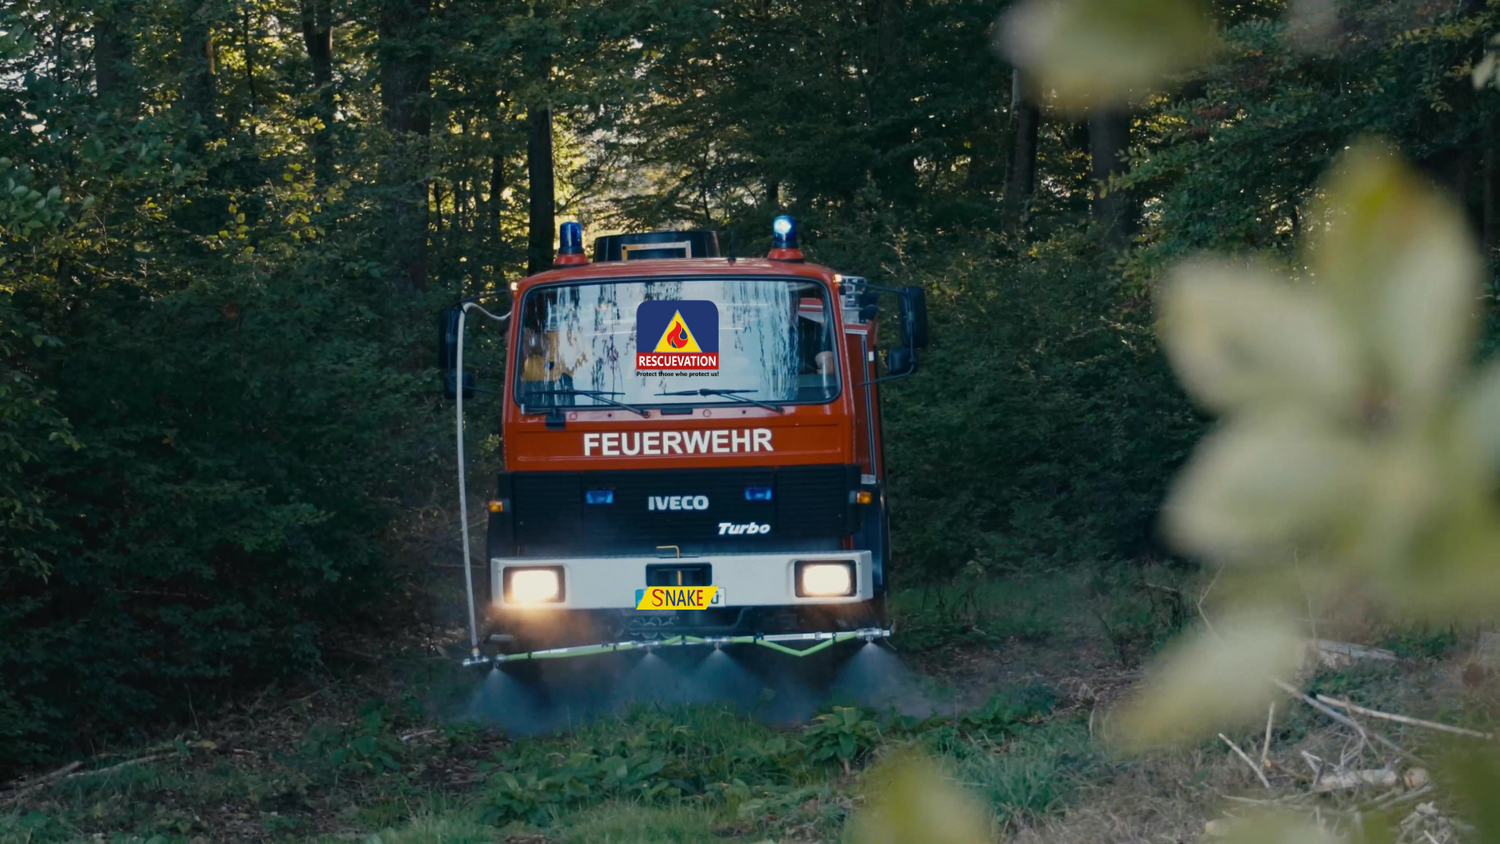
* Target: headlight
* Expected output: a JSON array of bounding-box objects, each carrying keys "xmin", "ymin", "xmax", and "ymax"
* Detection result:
[
  {"xmin": 796, "ymin": 561, "xmax": 855, "ymax": 597},
  {"xmin": 504, "ymin": 567, "xmax": 564, "ymax": 604}
]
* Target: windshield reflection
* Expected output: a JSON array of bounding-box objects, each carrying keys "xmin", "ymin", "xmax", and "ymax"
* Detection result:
[{"xmin": 514, "ymin": 278, "xmax": 839, "ymax": 408}]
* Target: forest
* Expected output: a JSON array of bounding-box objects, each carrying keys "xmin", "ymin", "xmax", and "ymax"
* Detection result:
[{"xmin": 5, "ymin": 0, "xmax": 1500, "ymax": 841}]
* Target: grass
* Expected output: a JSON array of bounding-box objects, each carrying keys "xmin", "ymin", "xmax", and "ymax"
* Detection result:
[
  {"xmin": 6, "ymin": 565, "xmax": 1489, "ymax": 843},
  {"xmin": 0, "ymin": 672, "xmax": 1071, "ymax": 843},
  {"xmin": 889, "ymin": 562, "xmax": 1194, "ymax": 667},
  {"xmin": 954, "ymin": 719, "xmax": 1094, "ymax": 826}
]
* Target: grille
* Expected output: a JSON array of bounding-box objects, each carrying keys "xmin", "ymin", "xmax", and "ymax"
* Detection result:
[{"xmin": 504, "ymin": 464, "xmax": 858, "ymax": 556}]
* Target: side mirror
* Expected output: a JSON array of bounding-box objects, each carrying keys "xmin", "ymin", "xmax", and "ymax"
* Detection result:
[
  {"xmin": 900, "ymin": 286, "xmax": 929, "ymax": 349},
  {"xmin": 439, "ymin": 307, "xmax": 477, "ymax": 399},
  {"xmin": 444, "ymin": 371, "xmax": 476, "ymax": 400},
  {"xmin": 887, "ymin": 346, "xmax": 916, "ymax": 376},
  {"xmin": 439, "ymin": 307, "xmax": 463, "ymax": 371}
]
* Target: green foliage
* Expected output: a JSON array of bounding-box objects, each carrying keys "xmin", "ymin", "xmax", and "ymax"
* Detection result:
[
  {"xmin": 0, "ymin": 683, "xmax": 1089, "ymax": 841},
  {"xmin": 0, "ymin": 0, "xmax": 450, "ymax": 768},
  {"xmin": 875, "ymin": 234, "xmax": 1203, "ymax": 582},
  {"xmin": 911, "ymin": 685, "xmax": 1058, "ymax": 756},
  {"xmin": 1126, "ymin": 0, "xmax": 1500, "ymax": 279},
  {"xmin": 7, "ymin": 0, "xmax": 1500, "ymax": 787},
  {"xmin": 1089, "ymin": 568, "xmax": 1190, "ymax": 668},
  {"xmin": 958, "ymin": 684, "xmax": 1057, "ymax": 735},
  {"xmin": 954, "ymin": 718, "xmax": 1094, "ymax": 824},
  {"xmin": 802, "ymin": 706, "xmax": 884, "ymax": 768},
  {"xmin": 478, "ymin": 704, "xmax": 802, "ymax": 824},
  {"xmin": 300, "ymin": 704, "xmax": 407, "ymax": 779},
  {"xmin": 1374, "ymin": 621, "xmax": 1462, "ymax": 662},
  {"xmin": 475, "ymin": 694, "xmax": 1066, "ymax": 830}
]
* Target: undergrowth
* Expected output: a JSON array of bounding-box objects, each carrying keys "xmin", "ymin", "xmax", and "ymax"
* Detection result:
[
  {"xmin": 889, "ymin": 563, "xmax": 1193, "ymax": 664},
  {"xmin": 0, "ymin": 684, "xmax": 1069, "ymax": 843}
]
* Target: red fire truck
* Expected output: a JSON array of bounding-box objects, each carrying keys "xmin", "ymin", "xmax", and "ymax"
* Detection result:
[{"xmin": 441, "ymin": 217, "xmax": 928, "ymax": 666}]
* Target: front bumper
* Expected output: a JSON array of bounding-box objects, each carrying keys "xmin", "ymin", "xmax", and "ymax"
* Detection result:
[{"xmin": 489, "ymin": 550, "xmax": 874, "ymax": 610}]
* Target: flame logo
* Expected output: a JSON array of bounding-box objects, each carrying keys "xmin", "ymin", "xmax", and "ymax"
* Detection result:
[{"xmin": 649, "ymin": 308, "xmax": 704, "ymax": 354}]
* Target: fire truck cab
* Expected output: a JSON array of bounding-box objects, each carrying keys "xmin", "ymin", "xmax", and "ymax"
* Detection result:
[{"xmin": 444, "ymin": 218, "xmax": 928, "ymax": 653}]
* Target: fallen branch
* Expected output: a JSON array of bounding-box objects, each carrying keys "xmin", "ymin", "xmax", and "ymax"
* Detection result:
[
  {"xmin": 1312, "ymin": 768, "xmax": 1398, "ymax": 793},
  {"xmin": 1, "ymin": 760, "xmax": 81, "ymax": 794},
  {"xmin": 64, "ymin": 754, "xmax": 167, "ymax": 780},
  {"xmin": 1273, "ymin": 679, "xmax": 1427, "ymax": 766},
  {"xmin": 0, "ymin": 761, "xmax": 82, "ymax": 805},
  {"xmin": 1265, "ymin": 757, "xmax": 1313, "ymax": 784},
  {"xmin": 1368, "ymin": 783, "xmax": 1433, "ymax": 811},
  {"xmin": 1308, "ymin": 640, "xmax": 1397, "ymax": 669},
  {"xmin": 1220, "ymin": 732, "xmax": 1273, "ymax": 790},
  {"xmin": 0, "ymin": 754, "xmax": 167, "ymax": 806},
  {"xmin": 1261, "ymin": 702, "xmax": 1275, "ymax": 769},
  {"xmin": 1313, "ymin": 694, "xmax": 1495, "ymax": 741},
  {"xmin": 1196, "ymin": 567, "xmax": 1223, "ymax": 637}
]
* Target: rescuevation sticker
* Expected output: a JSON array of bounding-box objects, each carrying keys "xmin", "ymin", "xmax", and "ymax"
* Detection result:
[
  {"xmin": 635, "ymin": 586, "xmax": 722, "ymax": 610},
  {"xmin": 636, "ymin": 300, "xmax": 719, "ymax": 372},
  {"xmin": 583, "ymin": 429, "xmax": 773, "ymax": 455}
]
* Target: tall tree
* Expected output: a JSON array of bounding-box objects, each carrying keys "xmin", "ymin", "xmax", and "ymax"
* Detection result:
[
  {"xmin": 180, "ymin": 0, "xmax": 218, "ymax": 139},
  {"xmin": 1006, "ymin": 68, "xmax": 1040, "ymax": 215},
  {"xmin": 301, "ymin": 0, "xmax": 335, "ymax": 189},
  {"xmin": 93, "ymin": 0, "xmax": 137, "ymax": 114},
  {"xmin": 526, "ymin": 58, "xmax": 555, "ymax": 275},
  {"xmin": 378, "ymin": 0, "xmax": 432, "ymax": 290},
  {"xmin": 1089, "ymin": 107, "xmax": 1133, "ymax": 245}
]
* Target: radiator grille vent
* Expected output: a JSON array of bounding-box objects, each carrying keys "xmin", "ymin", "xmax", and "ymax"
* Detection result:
[{"xmin": 505, "ymin": 464, "xmax": 857, "ymax": 556}]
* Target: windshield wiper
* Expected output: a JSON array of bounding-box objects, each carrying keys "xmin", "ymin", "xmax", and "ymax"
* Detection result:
[
  {"xmin": 655, "ymin": 388, "xmax": 785, "ymax": 414},
  {"xmin": 526, "ymin": 389, "xmax": 650, "ymax": 417}
]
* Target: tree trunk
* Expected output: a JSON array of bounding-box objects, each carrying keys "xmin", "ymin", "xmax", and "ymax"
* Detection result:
[
  {"xmin": 1070, "ymin": 120, "xmax": 1091, "ymax": 205},
  {"xmin": 237, "ymin": 8, "xmax": 259, "ymax": 136},
  {"xmin": 1089, "ymin": 107, "xmax": 1134, "ymax": 246},
  {"xmin": 526, "ymin": 92, "xmax": 556, "ymax": 276},
  {"xmin": 378, "ymin": 0, "xmax": 432, "ymax": 291},
  {"xmin": 490, "ymin": 151, "xmax": 506, "ymax": 237},
  {"xmin": 766, "ymin": 179, "xmax": 780, "ymax": 209},
  {"xmin": 1006, "ymin": 69, "xmax": 1039, "ymax": 214},
  {"xmin": 94, "ymin": 1, "xmax": 137, "ymax": 115},
  {"xmin": 181, "ymin": 0, "xmax": 217, "ymax": 141},
  {"xmin": 300, "ymin": 0, "xmax": 335, "ymax": 188}
]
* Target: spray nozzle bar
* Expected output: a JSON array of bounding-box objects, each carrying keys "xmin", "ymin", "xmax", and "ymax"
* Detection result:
[{"xmin": 471, "ymin": 628, "xmax": 893, "ymax": 667}]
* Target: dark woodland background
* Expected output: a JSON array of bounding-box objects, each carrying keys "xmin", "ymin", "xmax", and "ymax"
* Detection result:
[{"xmin": 3, "ymin": 0, "xmax": 1499, "ymax": 770}]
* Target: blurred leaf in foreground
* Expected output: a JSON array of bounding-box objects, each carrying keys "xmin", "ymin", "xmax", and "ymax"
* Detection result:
[
  {"xmin": 1442, "ymin": 744, "xmax": 1500, "ymax": 842},
  {"xmin": 1113, "ymin": 609, "xmax": 1302, "ymax": 748},
  {"xmin": 1157, "ymin": 140, "xmax": 1500, "ymax": 617},
  {"xmin": 1218, "ymin": 812, "xmax": 1389, "ymax": 844},
  {"xmin": 849, "ymin": 750, "xmax": 994, "ymax": 844},
  {"xmin": 998, "ymin": 0, "xmax": 1219, "ymax": 111}
]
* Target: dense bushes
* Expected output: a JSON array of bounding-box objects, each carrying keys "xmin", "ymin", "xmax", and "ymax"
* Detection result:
[
  {"xmin": 858, "ymin": 232, "xmax": 1203, "ymax": 581},
  {"xmin": 0, "ymin": 103, "xmax": 445, "ymax": 770},
  {"xmin": 6, "ymin": 0, "xmax": 1499, "ymax": 773}
]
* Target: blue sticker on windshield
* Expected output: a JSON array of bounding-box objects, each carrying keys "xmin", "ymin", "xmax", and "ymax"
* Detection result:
[{"xmin": 637, "ymin": 300, "xmax": 719, "ymax": 372}]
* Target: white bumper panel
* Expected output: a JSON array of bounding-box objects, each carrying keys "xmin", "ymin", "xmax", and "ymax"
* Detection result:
[{"xmin": 490, "ymin": 551, "xmax": 873, "ymax": 610}]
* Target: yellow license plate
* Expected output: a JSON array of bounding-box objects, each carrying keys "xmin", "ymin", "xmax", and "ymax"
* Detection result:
[{"xmin": 634, "ymin": 586, "xmax": 722, "ymax": 610}]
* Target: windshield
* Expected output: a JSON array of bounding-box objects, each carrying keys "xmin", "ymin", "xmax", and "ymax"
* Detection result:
[{"xmin": 514, "ymin": 277, "xmax": 839, "ymax": 409}]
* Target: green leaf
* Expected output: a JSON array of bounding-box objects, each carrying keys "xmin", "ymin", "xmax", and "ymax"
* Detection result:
[{"xmin": 1113, "ymin": 610, "xmax": 1303, "ymax": 749}]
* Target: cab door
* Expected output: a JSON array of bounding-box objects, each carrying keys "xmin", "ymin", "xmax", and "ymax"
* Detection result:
[{"xmin": 843, "ymin": 320, "xmax": 889, "ymax": 594}]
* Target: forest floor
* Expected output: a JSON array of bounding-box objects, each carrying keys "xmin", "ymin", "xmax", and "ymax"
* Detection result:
[{"xmin": 1, "ymin": 566, "xmax": 1494, "ymax": 844}]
